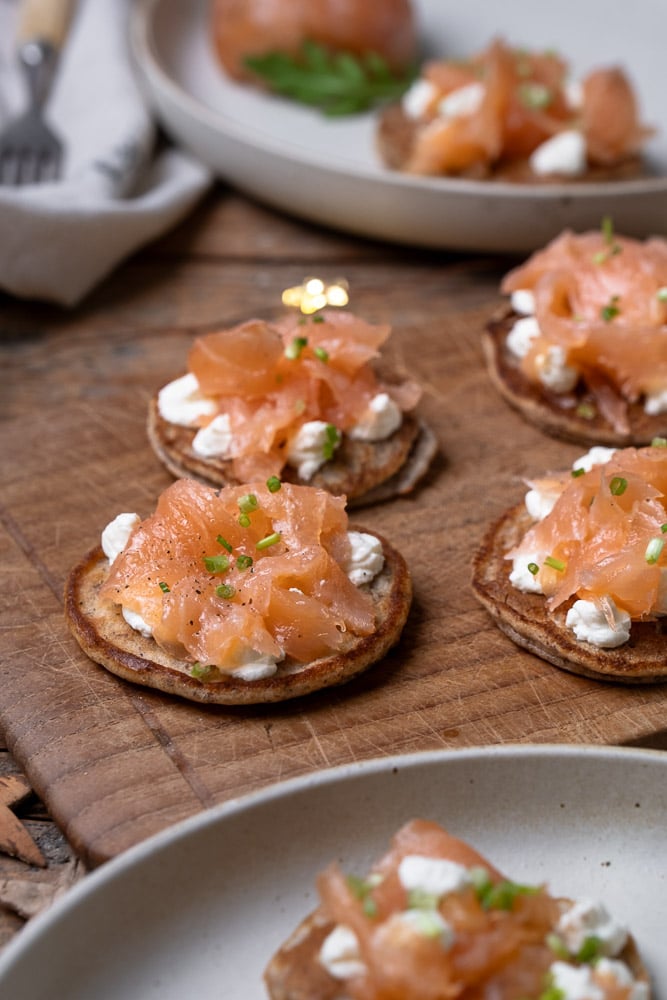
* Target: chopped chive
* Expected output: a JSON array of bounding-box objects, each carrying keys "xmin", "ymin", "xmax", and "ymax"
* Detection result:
[
  {"xmin": 609, "ymin": 476, "xmax": 627, "ymax": 496},
  {"xmin": 657, "ymin": 287, "xmax": 667, "ymax": 302},
  {"xmin": 215, "ymin": 583, "xmax": 236, "ymax": 599},
  {"xmin": 408, "ymin": 888, "xmax": 440, "ymax": 910},
  {"xmin": 204, "ymin": 553, "xmax": 230, "ymax": 573},
  {"xmin": 238, "ymin": 493, "xmax": 259, "ymax": 514},
  {"xmin": 311, "ymin": 314, "xmax": 325, "ymax": 323},
  {"xmin": 236, "ymin": 554, "xmax": 254, "ymax": 570},
  {"xmin": 238, "ymin": 513, "xmax": 251, "ymax": 528},
  {"xmin": 661, "ymin": 524, "xmax": 667, "ymax": 534},
  {"xmin": 576, "ymin": 935, "xmax": 603, "ymax": 963},
  {"xmin": 158, "ymin": 581, "xmax": 170, "ymax": 593},
  {"xmin": 322, "ymin": 423, "xmax": 341, "ymax": 460},
  {"xmin": 191, "ymin": 662, "xmax": 218, "ymax": 681},
  {"xmin": 576, "ymin": 401, "xmax": 596, "ymax": 419},
  {"xmin": 601, "ymin": 215, "xmax": 614, "ymax": 244},
  {"xmin": 651, "ymin": 436, "xmax": 667, "ymax": 447},
  {"xmin": 527, "ymin": 562, "xmax": 540, "ymax": 575},
  {"xmin": 518, "ymin": 81, "xmax": 552, "ymax": 108},
  {"xmin": 285, "ymin": 335, "xmax": 308, "ymax": 359},
  {"xmin": 546, "ymin": 932, "xmax": 570, "ymax": 960},
  {"xmin": 571, "ymin": 467, "xmax": 585, "ymax": 478},
  {"xmin": 600, "ymin": 295, "xmax": 621, "ymax": 322},
  {"xmin": 544, "ymin": 555, "xmax": 566, "ymax": 572},
  {"xmin": 645, "ymin": 536, "xmax": 664, "ymax": 564},
  {"xmin": 266, "ymin": 475, "xmax": 282, "ymax": 493},
  {"xmin": 362, "ymin": 897, "xmax": 377, "ymax": 918},
  {"xmin": 477, "ymin": 878, "xmax": 539, "ymax": 911},
  {"xmin": 216, "ymin": 534, "xmax": 233, "ymax": 552},
  {"xmin": 256, "ymin": 531, "xmax": 281, "ymax": 550},
  {"xmin": 314, "ymin": 345, "xmax": 329, "ymax": 362}
]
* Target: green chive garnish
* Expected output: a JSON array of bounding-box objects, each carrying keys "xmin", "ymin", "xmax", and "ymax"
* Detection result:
[
  {"xmin": 238, "ymin": 493, "xmax": 259, "ymax": 514},
  {"xmin": 322, "ymin": 423, "xmax": 340, "ymax": 461},
  {"xmin": 407, "ymin": 888, "xmax": 439, "ymax": 910},
  {"xmin": 576, "ymin": 935, "xmax": 603, "ymax": 963},
  {"xmin": 661, "ymin": 524, "xmax": 667, "ymax": 534},
  {"xmin": 204, "ymin": 554, "xmax": 230, "ymax": 573},
  {"xmin": 236, "ymin": 554, "xmax": 253, "ymax": 570},
  {"xmin": 191, "ymin": 662, "xmax": 218, "ymax": 681},
  {"xmin": 266, "ymin": 475, "xmax": 282, "ymax": 493},
  {"xmin": 215, "ymin": 583, "xmax": 236, "ymax": 599},
  {"xmin": 285, "ymin": 335, "xmax": 308, "ymax": 360},
  {"xmin": 216, "ymin": 534, "xmax": 232, "ymax": 552},
  {"xmin": 645, "ymin": 536, "xmax": 664, "ymax": 564},
  {"xmin": 238, "ymin": 513, "xmax": 251, "ymax": 528},
  {"xmin": 544, "ymin": 556, "xmax": 566, "ymax": 572},
  {"xmin": 314, "ymin": 346, "xmax": 329, "ymax": 362},
  {"xmin": 651, "ymin": 436, "xmax": 667, "ymax": 448},
  {"xmin": 256, "ymin": 532, "xmax": 281, "ymax": 550},
  {"xmin": 546, "ymin": 932, "xmax": 570, "ymax": 960},
  {"xmin": 311, "ymin": 314, "xmax": 325, "ymax": 323},
  {"xmin": 656, "ymin": 287, "xmax": 667, "ymax": 302},
  {"xmin": 527, "ymin": 562, "xmax": 540, "ymax": 575},
  {"xmin": 609, "ymin": 476, "xmax": 627, "ymax": 496},
  {"xmin": 571, "ymin": 467, "xmax": 585, "ymax": 477},
  {"xmin": 476, "ymin": 878, "xmax": 539, "ymax": 911},
  {"xmin": 158, "ymin": 581, "xmax": 170, "ymax": 593},
  {"xmin": 518, "ymin": 82, "xmax": 552, "ymax": 108},
  {"xmin": 600, "ymin": 295, "xmax": 621, "ymax": 322},
  {"xmin": 576, "ymin": 401, "xmax": 597, "ymax": 419}
]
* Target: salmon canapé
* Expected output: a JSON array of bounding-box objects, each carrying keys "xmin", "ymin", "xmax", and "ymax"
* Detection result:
[
  {"xmin": 508, "ymin": 444, "xmax": 667, "ymax": 646},
  {"xmin": 264, "ymin": 819, "xmax": 650, "ymax": 999},
  {"xmin": 150, "ymin": 308, "xmax": 431, "ymax": 502},
  {"xmin": 499, "ymin": 227, "xmax": 667, "ymax": 439},
  {"xmin": 382, "ymin": 37, "xmax": 651, "ymax": 180},
  {"xmin": 98, "ymin": 478, "xmax": 385, "ymax": 675}
]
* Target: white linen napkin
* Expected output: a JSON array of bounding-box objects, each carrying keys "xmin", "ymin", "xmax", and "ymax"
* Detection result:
[{"xmin": 0, "ymin": 0, "xmax": 212, "ymax": 306}]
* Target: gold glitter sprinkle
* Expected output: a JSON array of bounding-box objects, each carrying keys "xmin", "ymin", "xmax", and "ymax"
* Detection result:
[{"xmin": 282, "ymin": 277, "xmax": 349, "ymax": 314}]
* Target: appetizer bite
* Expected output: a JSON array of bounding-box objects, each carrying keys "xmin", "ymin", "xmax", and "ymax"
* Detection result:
[
  {"xmin": 264, "ymin": 818, "xmax": 651, "ymax": 999},
  {"xmin": 210, "ymin": 0, "xmax": 417, "ymax": 114},
  {"xmin": 472, "ymin": 442, "xmax": 667, "ymax": 682},
  {"xmin": 148, "ymin": 307, "xmax": 437, "ymax": 506},
  {"xmin": 483, "ymin": 224, "xmax": 667, "ymax": 446},
  {"xmin": 378, "ymin": 38, "xmax": 652, "ymax": 181},
  {"xmin": 65, "ymin": 478, "xmax": 412, "ymax": 704}
]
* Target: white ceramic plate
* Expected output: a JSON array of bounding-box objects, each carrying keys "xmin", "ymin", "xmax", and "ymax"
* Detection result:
[
  {"xmin": 0, "ymin": 745, "xmax": 664, "ymax": 998},
  {"xmin": 130, "ymin": 0, "xmax": 667, "ymax": 252}
]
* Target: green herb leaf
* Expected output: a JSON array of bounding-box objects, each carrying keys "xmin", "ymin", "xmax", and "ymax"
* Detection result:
[
  {"xmin": 645, "ymin": 536, "xmax": 664, "ymax": 564},
  {"xmin": 314, "ymin": 345, "xmax": 329, "ymax": 362},
  {"xmin": 285, "ymin": 335, "xmax": 308, "ymax": 360},
  {"xmin": 215, "ymin": 583, "xmax": 236, "ymax": 600},
  {"xmin": 238, "ymin": 493, "xmax": 259, "ymax": 514},
  {"xmin": 527, "ymin": 562, "xmax": 540, "ymax": 575},
  {"xmin": 651, "ymin": 436, "xmax": 667, "ymax": 448},
  {"xmin": 245, "ymin": 41, "xmax": 415, "ymax": 116},
  {"xmin": 236, "ymin": 554, "xmax": 254, "ymax": 570},
  {"xmin": 576, "ymin": 401, "xmax": 597, "ymax": 420},
  {"xmin": 266, "ymin": 475, "xmax": 282, "ymax": 493},
  {"xmin": 322, "ymin": 423, "xmax": 341, "ymax": 461},
  {"xmin": 191, "ymin": 662, "xmax": 219, "ymax": 681},
  {"xmin": 476, "ymin": 877, "xmax": 539, "ymax": 911},
  {"xmin": 544, "ymin": 555, "xmax": 566, "ymax": 572},
  {"xmin": 571, "ymin": 467, "xmax": 586, "ymax": 477},
  {"xmin": 216, "ymin": 534, "xmax": 233, "ymax": 552},
  {"xmin": 158, "ymin": 581, "xmax": 170, "ymax": 593},
  {"xmin": 407, "ymin": 888, "xmax": 440, "ymax": 910},
  {"xmin": 517, "ymin": 82, "xmax": 552, "ymax": 109},
  {"xmin": 576, "ymin": 934, "xmax": 603, "ymax": 963}
]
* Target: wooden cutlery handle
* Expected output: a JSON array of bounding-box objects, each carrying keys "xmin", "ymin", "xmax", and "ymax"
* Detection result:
[{"xmin": 17, "ymin": 0, "xmax": 76, "ymax": 50}]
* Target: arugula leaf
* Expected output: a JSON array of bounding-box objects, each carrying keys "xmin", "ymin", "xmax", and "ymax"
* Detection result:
[{"xmin": 245, "ymin": 41, "xmax": 415, "ymax": 115}]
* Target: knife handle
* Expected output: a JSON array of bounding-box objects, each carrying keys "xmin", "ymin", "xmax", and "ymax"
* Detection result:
[{"xmin": 17, "ymin": 0, "xmax": 77, "ymax": 50}]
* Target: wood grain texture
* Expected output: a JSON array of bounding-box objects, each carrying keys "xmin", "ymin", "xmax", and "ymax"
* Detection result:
[{"xmin": 1, "ymin": 188, "xmax": 666, "ymax": 871}]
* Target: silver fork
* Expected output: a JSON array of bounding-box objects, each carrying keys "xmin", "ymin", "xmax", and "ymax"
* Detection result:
[{"xmin": 0, "ymin": 0, "xmax": 76, "ymax": 185}]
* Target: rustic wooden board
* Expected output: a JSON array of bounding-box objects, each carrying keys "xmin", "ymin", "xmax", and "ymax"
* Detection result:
[{"xmin": 1, "ymin": 191, "xmax": 666, "ymax": 868}]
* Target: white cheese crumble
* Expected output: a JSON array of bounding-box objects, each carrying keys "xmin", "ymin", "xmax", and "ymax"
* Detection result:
[
  {"xmin": 398, "ymin": 854, "xmax": 471, "ymax": 897},
  {"xmin": 535, "ymin": 345, "xmax": 579, "ymax": 394},
  {"xmin": 402, "ymin": 77, "xmax": 438, "ymax": 118},
  {"xmin": 157, "ymin": 373, "xmax": 217, "ymax": 426},
  {"xmin": 348, "ymin": 393, "xmax": 402, "ymax": 442},
  {"xmin": 509, "ymin": 551, "xmax": 546, "ymax": 594},
  {"xmin": 437, "ymin": 81, "xmax": 485, "ymax": 120},
  {"xmin": 563, "ymin": 78, "xmax": 584, "ymax": 110},
  {"xmin": 346, "ymin": 531, "xmax": 385, "ymax": 585},
  {"xmin": 101, "ymin": 512, "xmax": 140, "ymax": 564},
  {"xmin": 644, "ymin": 386, "xmax": 667, "ymax": 414},
  {"xmin": 572, "ymin": 447, "xmax": 617, "ymax": 473},
  {"xmin": 565, "ymin": 598, "xmax": 632, "ymax": 648},
  {"xmin": 227, "ymin": 647, "xmax": 280, "ymax": 681},
  {"xmin": 550, "ymin": 961, "xmax": 604, "ymax": 1000},
  {"xmin": 319, "ymin": 924, "xmax": 365, "ymax": 980},
  {"xmin": 506, "ymin": 315, "xmax": 541, "ymax": 359},
  {"xmin": 286, "ymin": 420, "xmax": 340, "ymax": 480},
  {"xmin": 191, "ymin": 413, "xmax": 234, "ymax": 458},
  {"xmin": 122, "ymin": 606, "xmax": 153, "ymax": 638},
  {"xmin": 525, "ymin": 484, "xmax": 561, "ymax": 521},
  {"xmin": 530, "ymin": 129, "xmax": 587, "ymax": 177},
  {"xmin": 510, "ymin": 288, "xmax": 536, "ymax": 316},
  {"xmin": 557, "ymin": 898, "xmax": 628, "ymax": 957}
]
